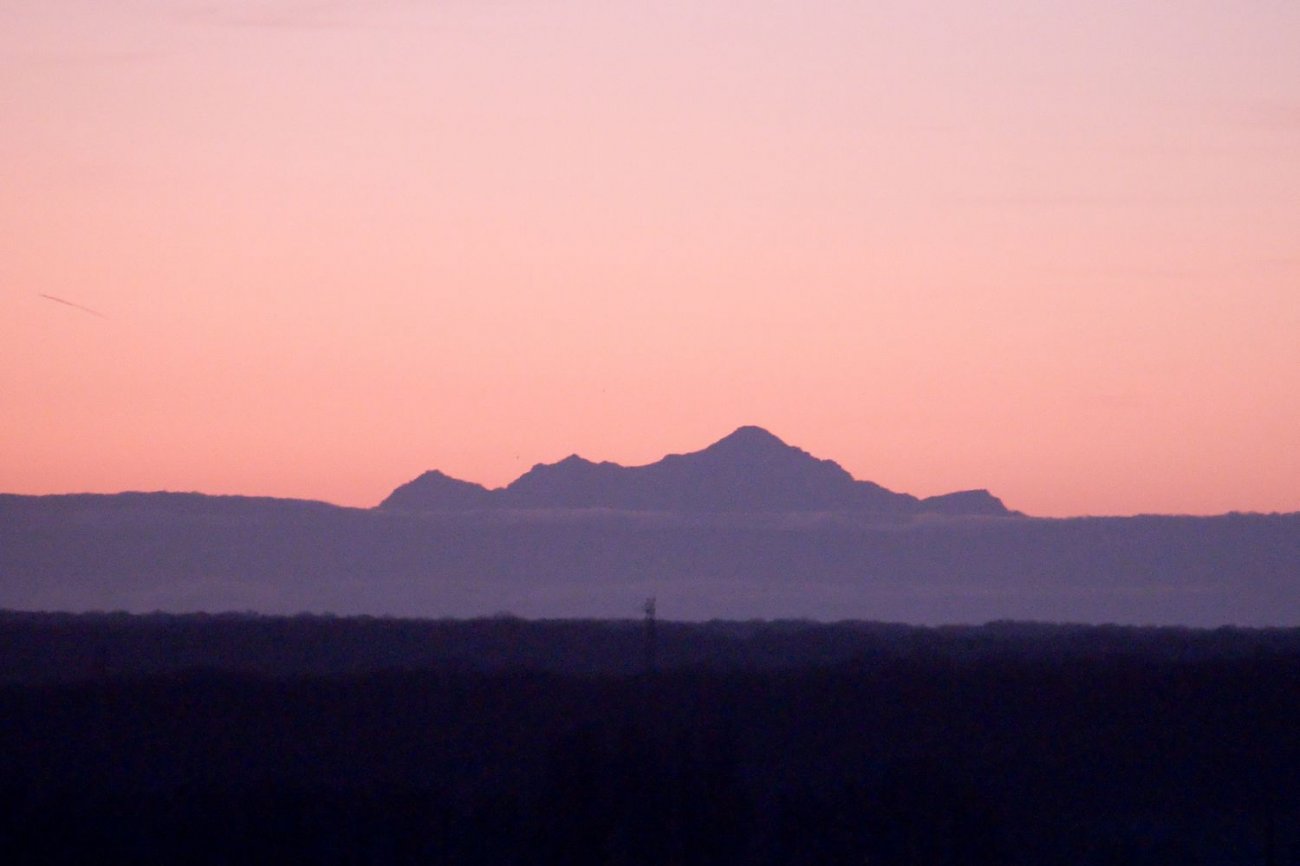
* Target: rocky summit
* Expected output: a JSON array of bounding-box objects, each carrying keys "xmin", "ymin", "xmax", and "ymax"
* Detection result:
[{"xmin": 379, "ymin": 426, "xmax": 1012, "ymax": 516}]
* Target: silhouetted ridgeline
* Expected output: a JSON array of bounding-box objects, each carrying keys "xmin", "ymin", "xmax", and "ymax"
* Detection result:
[
  {"xmin": 5, "ymin": 426, "xmax": 1299, "ymax": 624},
  {"xmin": 1, "ymin": 613, "xmax": 1298, "ymax": 863},
  {"xmin": 2, "ymin": 492, "xmax": 1298, "ymax": 624},
  {"xmin": 379, "ymin": 426, "xmax": 1012, "ymax": 516}
]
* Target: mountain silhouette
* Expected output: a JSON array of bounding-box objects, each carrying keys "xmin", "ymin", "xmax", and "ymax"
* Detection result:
[
  {"xmin": 379, "ymin": 469, "xmax": 494, "ymax": 511},
  {"xmin": 4, "ymin": 489, "xmax": 1297, "ymax": 625},
  {"xmin": 380, "ymin": 425, "xmax": 1011, "ymax": 516}
]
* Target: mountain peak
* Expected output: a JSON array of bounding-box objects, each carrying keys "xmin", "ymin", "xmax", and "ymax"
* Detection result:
[
  {"xmin": 381, "ymin": 427, "xmax": 1014, "ymax": 517},
  {"xmin": 703, "ymin": 425, "xmax": 791, "ymax": 455},
  {"xmin": 379, "ymin": 469, "xmax": 491, "ymax": 510}
]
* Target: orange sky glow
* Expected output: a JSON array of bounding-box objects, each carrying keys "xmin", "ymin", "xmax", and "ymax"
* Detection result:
[{"xmin": 3, "ymin": 1, "xmax": 1298, "ymax": 517}]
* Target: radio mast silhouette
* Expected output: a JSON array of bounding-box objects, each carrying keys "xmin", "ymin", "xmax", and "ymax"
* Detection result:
[{"xmin": 643, "ymin": 596, "xmax": 657, "ymax": 673}]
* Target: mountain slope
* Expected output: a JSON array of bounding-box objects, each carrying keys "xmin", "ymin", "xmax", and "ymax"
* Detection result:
[
  {"xmin": 381, "ymin": 426, "xmax": 1011, "ymax": 516},
  {"xmin": 381, "ymin": 470, "xmax": 493, "ymax": 511}
]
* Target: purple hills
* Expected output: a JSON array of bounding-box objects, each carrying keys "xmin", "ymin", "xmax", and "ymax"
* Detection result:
[
  {"xmin": 380, "ymin": 425, "xmax": 1011, "ymax": 516},
  {"xmin": 2, "ymin": 426, "xmax": 1297, "ymax": 625}
]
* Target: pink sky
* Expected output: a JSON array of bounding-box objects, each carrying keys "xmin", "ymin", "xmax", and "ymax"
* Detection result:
[{"xmin": 3, "ymin": 0, "xmax": 1298, "ymax": 517}]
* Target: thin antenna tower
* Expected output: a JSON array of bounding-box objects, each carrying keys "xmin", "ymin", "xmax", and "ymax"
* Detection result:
[{"xmin": 643, "ymin": 596, "xmax": 657, "ymax": 673}]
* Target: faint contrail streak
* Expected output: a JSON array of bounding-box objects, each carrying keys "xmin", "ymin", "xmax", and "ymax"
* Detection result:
[{"xmin": 39, "ymin": 293, "xmax": 108, "ymax": 318}]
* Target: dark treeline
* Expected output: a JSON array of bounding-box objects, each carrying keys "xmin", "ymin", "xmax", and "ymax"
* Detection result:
[
  {"xmin": 5, "ymin": 610, "xmax": 1300, "ymax": 681},
  {"xmin": 2, "ymin": 614, "xmax": 1299, "ymax": 863}
]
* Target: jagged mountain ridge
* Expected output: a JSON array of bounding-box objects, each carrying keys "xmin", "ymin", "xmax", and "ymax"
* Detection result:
[{"xmin": 380, "ymin": 425, "xmax": 1011, "ymax": 516}]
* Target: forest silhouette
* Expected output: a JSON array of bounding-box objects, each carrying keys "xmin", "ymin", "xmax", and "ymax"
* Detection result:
[{"xmin": 2, "ymin": 612, "xmax": 1298, "ymax": 863}]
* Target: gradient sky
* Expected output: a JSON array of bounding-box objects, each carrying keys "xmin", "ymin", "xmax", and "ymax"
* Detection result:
[{"xmin": 4, "ymin": 0, "xmax": 1298, "ymax": 517}]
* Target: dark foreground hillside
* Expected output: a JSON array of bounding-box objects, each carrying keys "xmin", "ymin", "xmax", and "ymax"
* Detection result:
[{"xmin": 2, "ymin": 615, "xmax": 1298, "ymax": 864}]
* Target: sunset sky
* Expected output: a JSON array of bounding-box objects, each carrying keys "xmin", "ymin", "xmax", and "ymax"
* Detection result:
[{"xmin": 4, "ymin": 0, "xmax": 1298, "ymax": 517}]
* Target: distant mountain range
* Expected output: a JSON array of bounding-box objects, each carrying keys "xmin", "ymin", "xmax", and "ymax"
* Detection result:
[
  {"xmin": 2, "ymin": 426, "xmax": 1297, "ymax": 625},
  {"xmin": 380, "ymin": 426, "xmax": 1012, "ymax": 517}
]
